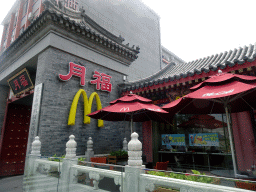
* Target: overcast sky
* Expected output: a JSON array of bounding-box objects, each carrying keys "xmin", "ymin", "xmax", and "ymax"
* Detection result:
[{"xmin": 1, "ymin": 0, "xmax": 256, "ymax": 62}]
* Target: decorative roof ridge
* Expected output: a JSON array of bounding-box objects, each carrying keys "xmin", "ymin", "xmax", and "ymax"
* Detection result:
[
  {"xmin": 43, "ymin": 0, "xmax": 140, "ymax": 53},
  {"xmin": 121, "ymin": 42, "xmax": 256, "ymax": 93},
  {"xmin": 0, "ymin": 4, "xmax": 140, "ymax": 65},
  {"xmin": 80, "ymin": 8, "xmax": 124, "ymax": 45},
  {"xmin": 123, "ymin": 62, "xmax": 176, "ymax": 86},
  {"xmin": 161, "ymin": 46, "xmax": 185, "ymax": 63}
]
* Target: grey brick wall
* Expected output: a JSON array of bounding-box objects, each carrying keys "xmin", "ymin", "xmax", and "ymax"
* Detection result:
[
  {"xmin": 0, "ymin": 85, "xmax": 9, "ymax": 139},
  {"xmin": 79, "ymin": 0, "xmax": 161, "ymax": 81},
  {"xmin": 35, "ymin": 47, "xmax": 129, "ymax": 156}
]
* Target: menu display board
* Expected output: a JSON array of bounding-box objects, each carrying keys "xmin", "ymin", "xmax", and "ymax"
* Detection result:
[
  {"xmin": 161, "ymin": 134, "xmax": 186, "ymax": 146},
  {"xmin": 189, "ymin": 133, "xmax": 219, "ymax": 146}
]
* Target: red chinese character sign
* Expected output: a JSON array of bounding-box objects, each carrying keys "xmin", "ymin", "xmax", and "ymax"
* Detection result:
[
  {"xmin": 7, "ymin": 68, "xmax": 34, "ymax": 96},
  {"xmin": 90, "ymin": 71, "xmax": 112, "ymax": 92},
  {"xmin": 59, "ymin": 62, "xmax": 86, "ymax": 86},
  {"xmin": 59, "ymin": 63, "xmax": 112, "ymax": 93}
]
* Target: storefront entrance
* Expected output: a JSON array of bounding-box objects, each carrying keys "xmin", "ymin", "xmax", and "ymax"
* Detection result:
[{"xmin": 0, "ymin": 103, "xmax": 32, "ymax": 176}]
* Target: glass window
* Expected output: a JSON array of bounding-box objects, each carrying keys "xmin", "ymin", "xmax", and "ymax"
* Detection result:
[
  {"xmin": 23, "ymin": 1, "xmax": 28, "ymax": 17},
  {"xmin": 3, "ymin": 40, "xmax": 7, "ymax": 49},
  {"xmin": 13, "ymin": 13, "xmax": 18, "ymax": 28},
  {"xmin": 5, "ymin": 24, "xmax": 9, "ymax": 39},
  {"xmin": 33, "ymin": 9, "xmax": 39, "ymax": 18},
  {"xmin": 20, "ymin": 26, "xmax": 24, "ymax": 35},
  {"xmin": 11, "ymin": 30, "xmax": 16, "ymax": 43},
  {"xmin": 160, "ymin": 113, "xmax": 230, "ymax": 153}
]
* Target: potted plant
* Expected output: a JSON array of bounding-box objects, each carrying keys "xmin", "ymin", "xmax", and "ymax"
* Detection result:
[
  {"xmin": 78, "ymin": 157, "xmax": 86, "ymax": 165},
  {"xmin": 235, "ymin": 180, "xmax": 256, "ymax": 190},
  {"xmin": 147, "ymin": 169, "xmax": 220, "ymax": 192},
  {"xmin": 154, "ymin": 187, "xmax": 179, "ymax": 192},
  {"xmin": 109, "ymin": 150, "xmax": 128, "ymax": 161}
]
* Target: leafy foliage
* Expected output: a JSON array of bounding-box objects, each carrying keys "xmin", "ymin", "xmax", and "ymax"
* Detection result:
[
  {"xmin": 110, "ymin": 150, "xmax": 128, "ymax": 157},
  {"xmin": 148, "ymin": 170, "xmax": 220, "ymax": 184},
  {"xmin": 48, "ymin": 154, "xmax": 65, "ymax": 162},
  {"xmin": 48, "ymin": 154, "xmax": 86, "ymax": 162},
  {"xmin": 78, "ymin": 157, "xmax": 86, "ymax": 161}
]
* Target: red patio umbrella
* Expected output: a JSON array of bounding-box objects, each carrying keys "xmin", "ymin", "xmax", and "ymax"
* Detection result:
[
  {"xmin": 162, "ymin": 70, "xmax": 256, "ymax": 176},
  {"xmin": 178, "ymin": 114, "xmax": 227, "ymax": 129},
  {"xmin": 87, "ymin": 93, "xmax": 169, "ymax": 133}
]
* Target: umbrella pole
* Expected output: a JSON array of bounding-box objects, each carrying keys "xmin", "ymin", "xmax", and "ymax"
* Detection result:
[
  {"xmin": 225, "ymin": 105, "xmax": 237, "ymax": 177},
  {"xmin": 131, "ymin": 113, "xmax": 133, "ymax": 133}
]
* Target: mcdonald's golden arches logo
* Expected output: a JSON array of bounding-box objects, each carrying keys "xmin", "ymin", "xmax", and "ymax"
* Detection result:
[{"xmin": 68, "ymin": 89, "xmax": 104, "ymax": 127}]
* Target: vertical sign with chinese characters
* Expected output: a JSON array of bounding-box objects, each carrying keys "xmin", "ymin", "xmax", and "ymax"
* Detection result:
[
  {"xmin": 26, "ymin": 83, "xmax": 43, "ymax": 156},
  {"xmin": 7, "ymin": 68, "xmax": 34, "ymax": 96}
]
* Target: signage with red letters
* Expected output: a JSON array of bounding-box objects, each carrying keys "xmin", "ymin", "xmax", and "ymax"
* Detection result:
[
  {"xmin": 90, "ymin": 71, "xmax": 112, "ymax": 92},
  {"xmin": 7, "ymin": 68, "xmax": 34, "ymax": 96},
  {"xmin": 59, "ymin": 62, "xmax": 112, "ymax": 93},
  {"xmin": 59, "ymin": 62, "xmax": 86, "ymax": 86}
]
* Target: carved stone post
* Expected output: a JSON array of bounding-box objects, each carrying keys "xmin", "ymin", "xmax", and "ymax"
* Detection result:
[
  {"xmin": 85, "ymin": 137, "xmax": 94, "ymax": 162},
  {"xmin": 26, "ymin": 136, "xmax": 42, "ymax": 176},
  {"xmin": 123, "ymin": 137, "xmax": 128, "ymax": 151},
  {"xmin": 31, "ymin": 136, "xmax": 41, "ymax": 156},
  {"xmin": 128, "ymin": 132, "xmax": 143, "ymax": 166},
  {"xmin": 65, "ymin": 135, "xmax": 77, "ymax": 159},
  {"xmin": 59, "ymin": 135, "xmax": 78, "ymax": 192},
  {"xmin": 125, "ymin": 132, "xmax": 145, "ymax": 192}
]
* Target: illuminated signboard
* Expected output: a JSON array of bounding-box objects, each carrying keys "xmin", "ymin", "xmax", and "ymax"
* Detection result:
[
  {"xmin": 7, "ymin": 68, "xmax": 34, "ymax": 96},
  {"xmin": 189, "ymin": 133, "xmax": 219, "ymax": 146},
  {"xmin": 161, "ymin": 134, "xmax": 186, "ymax": 146}
]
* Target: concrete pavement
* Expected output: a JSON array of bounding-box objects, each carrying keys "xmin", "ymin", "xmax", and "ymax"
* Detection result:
[{"xmin": 0, "ymin": 175, "xmax": 23, "ymax": 192}]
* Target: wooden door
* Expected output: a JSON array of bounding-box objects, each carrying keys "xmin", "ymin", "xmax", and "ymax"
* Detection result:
[{"xmin": 0, "ymin": 104, "xmax": 31, "ymax": 176}]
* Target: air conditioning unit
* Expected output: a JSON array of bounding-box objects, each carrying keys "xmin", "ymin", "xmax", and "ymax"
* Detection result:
[{"xmin": 28, "ymin": 12, "xmax": 34, "ymax": 22}]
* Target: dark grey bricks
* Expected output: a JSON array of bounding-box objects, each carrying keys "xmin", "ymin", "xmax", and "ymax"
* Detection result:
[{"xmin": 34, "ymin": 47, "xmax": 127, "ymax": 156}]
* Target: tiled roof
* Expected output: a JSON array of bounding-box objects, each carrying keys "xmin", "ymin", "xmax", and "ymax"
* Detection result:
[
  {"xmin": 122, "ymin": 43, "xmax": 256, "ymax": 92},
  {"xmin": 0, "ymin": 0, "xmax": 140, "ymax": 64}
]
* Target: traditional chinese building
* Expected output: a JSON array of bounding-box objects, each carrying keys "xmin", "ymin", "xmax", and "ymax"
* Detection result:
[
  {"xmin": 1, "ymin": 0, "xmax": 166, "ymax": 82},
  {"xmin": 0, "ymin": 0, "xmax": 175, "ymax": 176},
  {"xmin": 121, "ymin": 43, "xmax": 256, "ymax": 175}
]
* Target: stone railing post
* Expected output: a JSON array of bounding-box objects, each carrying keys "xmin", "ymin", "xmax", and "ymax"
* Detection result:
[
  {"xmin": 123, "ymin": 137, "xmax": 128, "ymax": 151},
  {"xmin": 26, "ymin": 136, "xmax": 41, "ymax": 176},
  {"xmin": 85, "ymin": 137, "xmax": 94, "ymax": 162},
  {"xmin": 125, "ymin": 132, "xmax": 145, "ymax": 192},
  {"xmin": 31, "ymin": 136, "xmax": 41, "ymax": 156},
  {"xmin": 23, "ymin": 136, "xmax": 41, "ymax": 191},
  {"xmin": 59, "ymin": 135, "xmax": 78, "ymax": 192},
  {"xmin": 65, "ymin": 135, "xmax": 77, "ymax": 159}
]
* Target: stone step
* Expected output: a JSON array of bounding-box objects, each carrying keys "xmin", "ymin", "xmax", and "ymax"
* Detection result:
[
  {"xmin": 23, "ymin": 174, "xmax": 59, "ymax": 192},
  {"xmin": 23, "ymin": 174, "xmax": 114, "ymax": 192},
  {"xmin": 23, "ymin": 175, "xmax": 115, "ymax": 192}
]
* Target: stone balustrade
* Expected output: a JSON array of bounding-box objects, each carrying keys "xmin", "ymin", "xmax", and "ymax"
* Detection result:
[
  {"xmin": 71, "ymin": 164, "xmax": 123, "ymax": 190},
  {"xmin": 23, "ymin": 133, "xmax": 250, "ymax": 192},
  {"xmin": 139, "ymin": 174, "xmax": 249, "ymax": 192}
]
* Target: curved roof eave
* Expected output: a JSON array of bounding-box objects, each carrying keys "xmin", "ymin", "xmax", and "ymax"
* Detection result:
[{"xmin": 122, "ymin": 43, "xmax": 256, "ymax": 93}]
